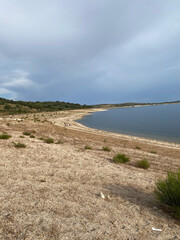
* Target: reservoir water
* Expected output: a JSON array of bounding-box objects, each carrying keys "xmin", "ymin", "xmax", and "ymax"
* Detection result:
[{"xmin": 77, "ymin": 103, "xmax": 180, "ymax": 143}]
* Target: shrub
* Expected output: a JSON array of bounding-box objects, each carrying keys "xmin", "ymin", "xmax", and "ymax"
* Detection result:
[
  {"xmin": 23, "ymin": 131, "xmax": 31, "ymax": 136},
  {"xmin": 155, "ymin": 169, "xmax": 180, "ymax": 219},
  {"xmin": 85, "ymin": 145, "xmax": 92, "ymax": 150},
  {"xmin": 20, "ymin": 135, "xmax": 25, "ymax": 138},
  {"xmin": 150, "ymin": 151, "xmax": 157, "ymax": 154},
  {"xmin": 136, "ymin": 159, "xmax": 150, "ymax": 169},
  {"xmin": 102, "ymin": 146, "xmax": 111, "ymax": 152},
  {"xmin": 14, "ymin": 142, "xmax": 26, "ymax": 148},
  {"xmin": 56, "ymin": 140, "xmax": 63, "ymax": 144},
  {"xmin": 44, "ymin": 138, "xmax": 54, "ymax": 144},
  {"xmin": 30, "ymin": 135, "xmax": 35, "ymax": 138},
  {"xmin": 38, "ymin": 137, "xmax": 44, "ymax": 140},
  {"xmin": 113, "ymin": 153, "xmax": 130, "ymax": 163},
  {"xmin": 135, "ymin": 146, "xmax": 141, "ymax": 150},
  {"xmin": 0, "ymin": 133, "xmax": 11, "ymax": 139}
]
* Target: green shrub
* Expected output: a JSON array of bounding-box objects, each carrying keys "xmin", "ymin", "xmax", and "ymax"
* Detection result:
[
  {"xmin": 155, "ymin": 169, "xmax": 180, "ymax": 219},
  {"xmin": 85, "ymin": 145, "xmax": 92, "ymax": 150},
  {"xmin": 20, "ymin": 135, "xmax": 25, "ymax": 138},
  {"xmin": 38, "ymin": 137, "xmax": 44, "ymax": 140},
  {"xmin": 0, "ymin": 133, "xmax": 11, "ymax": 139},
  {"xmin": 23, "ymin": 131, "xmax": 31, "ymax": 136},
  {"xmin": 150, "ymin": 151, "xmax": 157, "ymax": 154},
  {"xmin": 136, "ymin": 159, "xmax": 150, "ymax": 169},
  {"xmin": 113, "ymin": 154, "xmax": 130, "ymax": 163},
  {"xmin": 56, "ymin": 140, "xmax": 63, "ymax": 144},
  {"xmin": 44, "ymin": 138, "xmax": 54, "ymax": 144},
  {"xmin": 14, "ymin": 142, "xmax": 26, "ymax": 148},
  {"xmin": 135, "ymin": 146, "xmax": 141, "ymax": 150},
  {"xmin": 102, "ymin": 146, "xmax": 111, "ymax": 152},
  {"xmin": 30, "ymin": 135, "xmax": 35, "ymax": 138}
]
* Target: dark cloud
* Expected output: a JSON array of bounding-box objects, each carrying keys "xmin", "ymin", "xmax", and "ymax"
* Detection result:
[{"xmin": 0, "ymin": 0, "xmax": 180, "ymax": 103}]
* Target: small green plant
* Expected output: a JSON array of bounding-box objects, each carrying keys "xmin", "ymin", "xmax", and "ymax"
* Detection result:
[
  {"xmin": 113, "ymin": 153, "xmax": 130, "ymax": 163},
  {"xmin": 30, "ymin": 135, "xmax": 35, "ymax": 138},
  {"xmin": 136, "ymin": 159, "xmax": 150, "ymax": 169},
  {"xmin": 0, "ymin": 133, "xmax": 11, "ymax": 139},
  {"xmin": 23, "ymin": 131, "xmax": 31, "ymax": 136},
  {"xmin": 6, "ymin": 123, "xmax": 10, "ymax": 126},
  {"xmin": 102, "ymin": 146, "xmax": 111, "ymax": 152},
  {"xmin": 56, "ymin": 140, "xmax": 63, "ymax": 144},
  {"xmin": 38, "ymin": 137, "xmax": 44, "ymax": 140},
  {"xmin": 135, "ymin": 146, "xmax": 141, "ymax": 150},
  {"xmin": 103, "ymin": 139, "xmax": 107, "ymax": 143},
  {"xmin": 155, "ymin": 169, "xmax": 180, "ymax": 219},
  {"xmin": 85, "ymin": 145, "xmax": 92, "ymax": 150},
  {"xmin": 20, "ymin": 135, "xmax": 25, "ymax": 138},
  {"xmin": 44, "ymin": 138, "xmax": 54, "ymax": 144},
  {"xmin": 150, "ymin": 151, "xmax": 157, "ymax": 154},
  {"xmin": 14, "ymin": 142, "xmax": 26, "ymax": 148}
]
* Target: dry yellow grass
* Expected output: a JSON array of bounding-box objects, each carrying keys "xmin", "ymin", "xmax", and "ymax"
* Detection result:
[{"xmin": 0, "ymin": 109, "xmax": 179, "ymax": 239}]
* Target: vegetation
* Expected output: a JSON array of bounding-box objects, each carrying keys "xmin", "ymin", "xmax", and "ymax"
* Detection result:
[
  {"xmin": 150, "ymin": 151, "xmax": 157, "ymax": 154},
  {"xmin": 113, "ymin": 153, "xmax": 130, "ymax": 163},
  {"xmin": 136, "ymin": 159, "xmax": 150, "ymax": 169},
  {"xmin": 102, "ymin": 146, "xmax": 111, "ymax": 152},
  {"xmin": 23, "ymin": 131, "xmax": 31, "ymax": 136},
  {"xmin": 14, "ymin": 142, "xmax": 26, "ymax": 148},
  {"xmin": 44, "ymin": 138, "xmax": 54, "ymax": 144},
  {"xmin": 85, "ymin": 145, "xmax": 92, "ymax": 150},
  {"xmin": 0, "ymin": 97, "xmax": 91, "ymax": 115},
  {"xmin": 155, "ymin": 169, "xmax": 180, "ymax": 219},
  {"xmin": 135, "ymin": 146, "xmax": 141, "ymax": 150},
  {"xmin": 0, "ymin": 133, "xmax": 11, "ymax": 139},
  {"xmin": 30, "ymin": 135, "xmax": 35, "ymax": 138},
  {"xmin": 56, "ymin": 140, "xmax": 63, "ymax": 144},
  {"xmin": 38, "ymin": 137, "xmax": 45, "ymax": 140}
]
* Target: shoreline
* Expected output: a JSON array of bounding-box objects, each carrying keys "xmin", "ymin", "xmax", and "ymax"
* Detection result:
[{"xmin": 50, "ymin": 108, "xmax": 180, "ymax": 150}]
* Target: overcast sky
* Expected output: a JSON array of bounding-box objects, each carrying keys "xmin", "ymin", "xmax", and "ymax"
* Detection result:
[{"xmin": 0, "ymin": 0, "xmax": 180, "ymax": 104}]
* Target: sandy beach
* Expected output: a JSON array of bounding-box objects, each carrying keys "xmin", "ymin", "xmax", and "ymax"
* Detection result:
[{"xmin": 0, "ymin": 109, "xmax": 179, "ymax": 239}]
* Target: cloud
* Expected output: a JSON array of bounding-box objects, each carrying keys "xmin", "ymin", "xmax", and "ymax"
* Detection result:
[{"xmin": 0, "ymin": 0, "xmax": 179, "ymax": 103}]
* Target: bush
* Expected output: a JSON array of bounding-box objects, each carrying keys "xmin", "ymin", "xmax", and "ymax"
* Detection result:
[
  {"xmin": 150, "ymin": 151, "xmax": 157, "ymax": 154},
  {"xmin": 44, "ymin": 138, "xmax": 54, "ymax": 144},
  {"xmin": 30, "ymin": 135, "xmax": 35, "ymax": 138},
  {"xmin": 135, "ymin": 146, "xmax": 141, "ymax": 150},
  {"xmin": 85, "ymin": 145, "xmax": 92, "ymax": 150},
  {"xmin": 38, "ymin": 137, "xmax": 44, "ymax": 140},
  {"xmin": 136, "ymin": 159, "xmax": 150, "ymax": 169},
  {"xmin": 23, "ymin": 131, "xmax": 31, "ymax": 136},
  {"xmin": 0, "ymin": 133, "xmax": 11, "ymax": 139},
  {"xmin": 56, "ymin": 140, "xmax": 63, "ymax": 144},
  {"xmin": 155, "ymin": 169, "xmax": 180, "ymax": 219},
  {"xmin": 102, "ymin": 146, "xmax": 111, "ymax": 152},
  {"xmin": 113, "ymin": 154, "xmax": 130, "ymax": 163},
  {"xmin": 14, "ymin": 142, "xmax": 26, "ymax": 148}
]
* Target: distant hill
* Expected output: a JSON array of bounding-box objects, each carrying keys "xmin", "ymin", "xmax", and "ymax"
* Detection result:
[
  {"xmin": 0, "ymin": 97, "xmax": 179, "ymax": 115},
  {"xmin": 93, "ymin": 100, "xmax": 180, "ymax": 109}
]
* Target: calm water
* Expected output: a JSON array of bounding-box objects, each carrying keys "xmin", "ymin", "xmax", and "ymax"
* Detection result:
[{"xmin": 77, "ymin": 104, "xmax": 180, "ymax": 143}]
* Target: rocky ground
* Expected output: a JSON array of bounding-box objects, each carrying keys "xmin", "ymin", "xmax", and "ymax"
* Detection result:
[{"xmin": 0, "ymin": 109, "xmax": 179, "ymax": 240}]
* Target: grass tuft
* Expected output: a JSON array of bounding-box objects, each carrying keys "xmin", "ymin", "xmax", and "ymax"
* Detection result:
[
  {"xmin": 155, "ymin": 169, "xmax": 180, "ymax": 219},
  {"xmin": 30, "ymin": 135, "xmax": 35, "ymax": 138},
  {"xmin": 23, "ymin": 131, "xmax": 31, "ymax": 136},
  {"xmin": 102, "ymin": 146, "xmax": 111, "ymax": 152},
  {"xmin": 136, "ymin": 158, "xmax": 150, "ymax": 169},
  {"xmin": 0, "ymin": 133, "xmax": 11, "ymax": 139},
  {"xmin": 113, "ymin": 153, "xmax": 130, "ymax": 163},
  {"xmin": 85, "ymin": 145, "xmax": 92, "ymax": 150},
  {"xmin": 44, "ymin": 138, "xmax": 54, "ymax": 144},
  {"xmin": 14, "ymin": 142, "xmax": 26, "ymax": 148}
]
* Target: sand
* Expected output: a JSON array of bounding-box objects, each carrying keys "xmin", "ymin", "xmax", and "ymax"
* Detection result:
[{"xmin": 0, "ymin": 109, "xmax": 179, "ymax": 240}]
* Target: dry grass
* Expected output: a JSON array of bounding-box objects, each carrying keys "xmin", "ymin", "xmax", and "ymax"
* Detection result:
[{"xmin": 0, "ymin": 109, "xmax": 179, "ymax": 239}]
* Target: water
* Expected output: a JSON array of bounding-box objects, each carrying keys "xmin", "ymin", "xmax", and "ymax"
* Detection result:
[{"xmin": 77, "ymin": 104, "xmax": 180, "ymax": 143}]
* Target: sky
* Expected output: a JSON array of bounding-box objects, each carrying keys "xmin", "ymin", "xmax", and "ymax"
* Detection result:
[{"xmin": 0, "ymin": 0, "xmax": 180, "ymax": 104}]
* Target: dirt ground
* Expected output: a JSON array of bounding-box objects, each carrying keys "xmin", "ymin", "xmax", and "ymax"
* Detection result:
[{"xmin": 0, "ymin": 109, "xmax": 179, "ymax": 240}]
